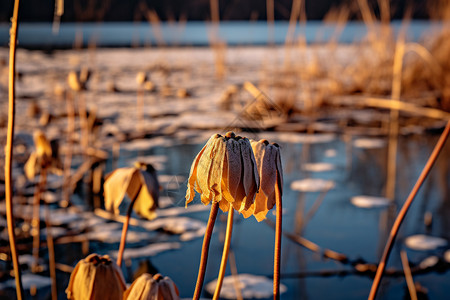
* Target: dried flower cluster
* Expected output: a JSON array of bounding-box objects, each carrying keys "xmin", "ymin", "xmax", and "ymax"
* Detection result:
[{"xmin": 186, "ymin": 132, "xmax": 283, "ymax": 221}]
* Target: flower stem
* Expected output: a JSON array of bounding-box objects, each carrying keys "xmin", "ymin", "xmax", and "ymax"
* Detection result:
[
  {"xmin": 117, "ymin": 197, "xmax": 137, "ymax": 267},
  {"xmin": 193, "ymin": 201, "xmax": 219, "ymax": 300},
  {"xmin": 274, "ymin": 178, "xmax": 282, "ymax": 300},
  {"xmin": 32, "ymin": 167, "xmax": 47, "ymax": 272},
  {"xmin": 368, "ymin": 120, "xmax": 450, "ymax": 300},
  {"xmin": 6, "ymin": 0, "xmax": 23, "ymax": 298},
  {"xmin": 213, "ymin": 206, "xmax": 234, "ymax": 300}
]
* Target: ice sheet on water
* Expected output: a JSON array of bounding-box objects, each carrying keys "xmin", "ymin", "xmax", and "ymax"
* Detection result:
[
  {"xmin": 350, "ymin": 196, "xmax": 390, "ymax": 208},
  {"xmin": 353, "ymin": 138, "xmax": 385, "ymax": 149},
  {"xmin": 206, "ymin": 274, "xmax": 287, "ymax": 299},
  {"xmin": 290, "ymin": 178, "xmax": 335, "ymax": 192},
  {"xmin": 303, "ymin": 163, "xmax": 335, "ymax": 172},
  {"xmin": 142, "ymin": 216, "xmax": 206, "ymax": 235},
  {"xmin": 419, "ymin": 256, "xmax": 439, "ymax": 269},
  {"xmin": 0, "ymin": 273, "xmax": 51, "ymax": 290},
  {"xmin": 405, "ymin": 234, "xmax": 447, "ymax": 251},
  {"xmin": 262, "ymin": 132, "xmax": 336, "ymax": 144},
  {"xmin": 109, "ymin": 242, "xmax": 181, "ymax": 260}
]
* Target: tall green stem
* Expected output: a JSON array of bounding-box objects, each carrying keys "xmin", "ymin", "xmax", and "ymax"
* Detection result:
[
  {"xmin": 6, "ymin": 0, "xmax": 24, "ymax": 298},
  {"xmin": 193, "ymin": 201, "xmax": 219, "ymax": 300},
  {"xmin": 213, "ymin": 206, "xmax": 234, "ymax": 300}
]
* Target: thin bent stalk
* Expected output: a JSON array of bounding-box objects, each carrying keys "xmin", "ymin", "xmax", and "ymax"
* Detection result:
[
  {"xmin": 274, "ymin": 177, "xmax": 282, "ymax": 300},
  {"xmin": 213, "ymin": 206, "xmax": 234, "ymax": 300},
  {"xmin": 5, "ymin": 0, "xmax": 24, "ymax": 298},
  {"xmin": 32, "ymin": 167, "xmax": 47, "ymax": 272},
  {"xmin": 368, "ymin": 120, "xmax": 450, "ymax": 300},
  {"xmin": 45, "ymin": 207, "xmax": 57, "ymax": 300},
  {"xmin": 116, "ymin": 197, "xmax": 137, "ymax": 267},
  {"xmin": 193, "ymin": 201, "xmax": 219, "ymax": 300}
]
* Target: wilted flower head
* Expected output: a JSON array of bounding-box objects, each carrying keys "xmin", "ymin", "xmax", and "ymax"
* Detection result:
[
  {"xmin": 123, "ymin": 273, "xmax": 180, "ymax": 300},
  {"xmin": 66, "ymin": 253, "xmax": 126, "ymax": 300},
  {"xmin": 242, "ymin": 139, "xmax": 283, "ymax": 221},
  {"xmin": 104, "ymin": 162, "xmax": 159, "ymax": 220},
  {"xmin": 24, "ymin": 130, "xmax": 62, "ymax": 179},
  {"xmin": 186, "ymin": 132, "xmax": 260, "ymax": 212}
]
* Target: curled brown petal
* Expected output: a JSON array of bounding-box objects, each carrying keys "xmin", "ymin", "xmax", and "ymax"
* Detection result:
[{"xmin": 185, "ymin": 142, "xmax": 209, "ymax": 206}]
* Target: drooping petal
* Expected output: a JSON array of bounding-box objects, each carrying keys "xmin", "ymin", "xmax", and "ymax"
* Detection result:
[
  {"xmin": 225, "ymin": 138, "xmax": 242, "ymax": 201},
  {"xmin": 209, "ymin": 136, "xmax": 226, "ymax": 207},
  {"xmin": 239, "ymin": 138, "xmax": 255, "ymax": 197},
  {"xmin": 185, "ymin": 142, "xmax": 209, "ymax": 206},
  {"xmin": 259, "ymin": 144, "xmax": 277, "ymax": 198},
  {"xmin": 196, "ymin": 137, "xmax": 217, "ymax": 204},
  {"xmin": 104, "ymin": 167, "xmax": 137, "ymax": 215}
]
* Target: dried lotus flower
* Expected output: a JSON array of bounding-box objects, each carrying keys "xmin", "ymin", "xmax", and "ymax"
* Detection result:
[
  {"xmin": 242, "ymin": 139, "xmax": 283, "ymax": 222},
  {"xmin": 24, "ymin": 130, "xmax": 62, "ymax": 180},
  {"xmin": 123, "ymin": 273, "xmax": 180, "ymax": 300},
  {"xmin": 104, "ymin": 162, "xmax": 159, "ymax": 266},
  {"xmin": 104, "ymin": 162, "xmax": 159, "ymax": 220},
  {"xmin": 136, "ymin": 71, "xmax": 148, "ymax": 85},
  {"xmin": 185, "ymin": 132, "xmax": 259, "ymax": 213},
  {"xmin": 66, "ymin": 253, "xmax": 126, "ymax": 300},
  {"xmin": 186, "ymin": 131, "xmax": 260, "ymax": 300}
]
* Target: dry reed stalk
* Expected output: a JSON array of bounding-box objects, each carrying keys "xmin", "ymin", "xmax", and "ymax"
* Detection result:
[
  {"xmin": 213, "ymin": 207, "xmax": 234, "ymax": 299},
  {"xmin": 45, "ymin": 207, "xmax": 57, "ymax": 300},
  {"xmin": 357, "ymin": 0, "xmax": 375, "ymax": 40},
  {"xmin": 285, "ymin": 0, "xmax": 302, "ymax": 46},
  {"xmin": 228, "ymin": 250, "xmax": 243, "ymax": 300},
  {"xmin": 77, "ymin": 92, "xmax": 90, "ymax": 149},
  {"xmin": 62, "ymin": 92, "xmax": 75, "ymax": 207},
  {"xmin": 193, "ymin": 202, "xmax": 219, "ymax": 300},
  {"xmin": 5, "ymin": 0, "xmax": 24, "ymax": 297},
  {"xmin": 368, "ymin": 120, "xmax": 450, "ymax": 300},
  {"xmin": 32, "ymin": 168, "xmax": 47, "ymax": 272},
  {"xmin": 273, "ymin": 179, "xmax": 282, "ymax": 300},
  {"xmin": 400, "ymin": 250, "xmax": 418, "ymax": 300},
  {"xmin": 52, "ymin": 0, "xmax": 64, "ymax": 33},
  {"xmin": 116, "ymin": 196, "xmax": 137, "ymax": 267},
  {"xmin": 266, "ymin": 0, "xmax": 275, "ymax": 45},
  {"xmin": 137, "ymin": 86, "xmax": 144, "ymax": 129},
  {"xmin": 386, "ymin": 26, "xmax": 406, "ymax": 200},
  {"xmin": 357, "ymin": 97, "xmax": 450, "ymax": 120}
]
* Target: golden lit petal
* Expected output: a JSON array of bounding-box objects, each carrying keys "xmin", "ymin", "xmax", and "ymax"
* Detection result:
[
  {"xmin": 209, "ymin": 137, "xmax": 226, "ymax": 206},
  {"xmin": 24, "ymin": 152, "xmax": 38, "ymax": 180},
  {"xmin": 196, "ymin": 137, "xmax": 217, "ymax": 204},
  {"xmin": 185, "ymin": 142, "xmax": 209, "ymax": 206},
  {"xmin": 260, "ymin": 144, "xmax": 277, "ymax": 198},
  {"xmin": 104, "ymin": 167, "xmax": 137, "ymax": 215}
]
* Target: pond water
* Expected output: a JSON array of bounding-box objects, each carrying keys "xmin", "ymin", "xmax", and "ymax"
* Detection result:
[
  {"xmin": 1, "ymin": 129, "xmax": 449, "ymax": 299},
  {"xmin": 103, "ymin": 131, "xmax": 449, "ymax": 299}
]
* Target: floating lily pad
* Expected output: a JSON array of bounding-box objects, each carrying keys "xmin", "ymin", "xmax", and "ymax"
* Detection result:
[
  {"xmin": 419, "ymin": 256, "xmax": 439, "ymax": 269},
  {"xmin": 290, "ymin": 178, "xmax": 335, "ymax": 192},
  {"xmin": 405, "ymin": 234, "xmax": 447, "ymax": 251},
  {"xmin": 206, "ymin": 273, "xmax": 287, "ymax": 299},
  {"xmin": 350, "ymin": 196, "xmax": 390, "ymax": 208}
]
